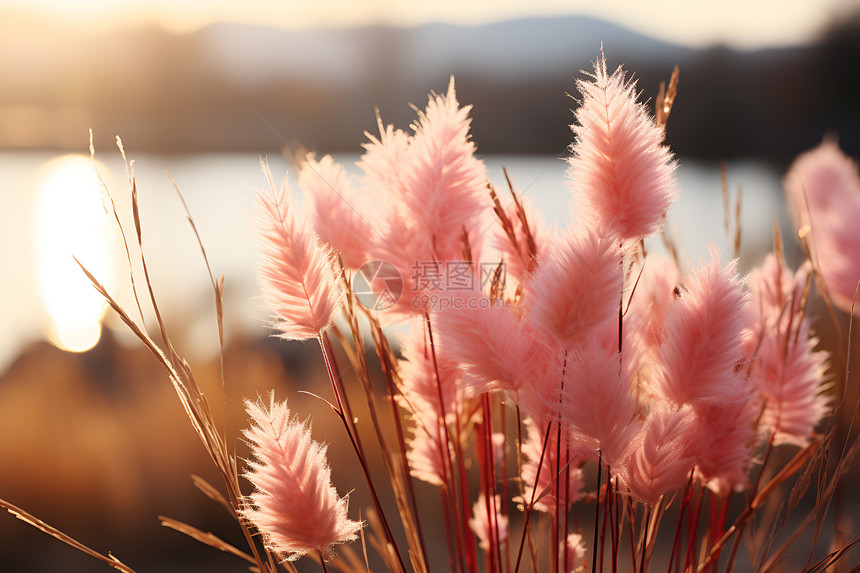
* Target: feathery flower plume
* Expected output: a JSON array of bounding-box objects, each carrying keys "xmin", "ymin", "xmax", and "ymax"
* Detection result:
[
  {"xmin": 617, "ymin": 402, "xmax": 696, "ymax": 505},
  {"xmin": 516, "ymin": 418, "xmax": 587, "ymax": 514},
  {"xmin": 624, "ymin": 256, "xmax": 681, "ymax": 359},
  {"xmin": 400, "ymin": 77, "xmax": 488, "ymax": 261},
  {"xmin": 550, "ymin": 329, "xmax": 639, "ymax": 466},
  {"xmin": 469, "ymin": 494, "xmax": 509, "ymax": 551},
  {"xmin": 525, "ymin": 228, "xmax": 622, "ymax": 349},
  {"xmin": 397, "ymin": 322, "xmax": 470, "ymax": 486},
  {"xmin": 357, "ymin": 122, "xmax": 412, "ymax": 202},
  {"xmin": 654, "ymin": 246, "xmax": 748, "ymax": 406},
  {"xmin": 255, "ymin": 160, "xmax": 344, "ymax": 340},
  {"xmin": 434, "ymin": 298, "xmax": 545, "ymax": 398},
  {"xmin": 397, "ymin": 321, "xmax": 464, "ymax": 415},
  {"xmin": 358, "ymin": 79, "xmax": 488, "ymax": 316},
  {"xmin": 691, "ymin": 399, "xmax": 758, "ymax": 494},
  {"xmin": 242, "ymin": 393, "xmax": 361, "ymax": 561},
  {"xmin": 298, "ymin": 153, "xmax": 372, "ymax": 269},
  {"xmin": 747, "ymin": 255, "xmax": 830, "ymax": 446},
  {"xmin": 406, "ymin": 408, "xmax": 451, "ymax": 487},
  {"xmin": 562, "ymin": 533, "xmax": 588, "ymax": 573},
  {"xmin": 784, "ymin": 139, "xmax": 860, "ymax": 311},
  {"xmin": 567, "ymin": 55, "xmax": 677, "ymax": 240}
]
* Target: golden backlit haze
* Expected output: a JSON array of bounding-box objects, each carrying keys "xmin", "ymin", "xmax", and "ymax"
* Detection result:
[{"xmin": 34, "ymin": 155, "xmax": 119, "ymax": 352}]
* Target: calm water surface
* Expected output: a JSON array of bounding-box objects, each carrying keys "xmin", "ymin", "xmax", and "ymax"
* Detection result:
[{"xmin": 0, "ymin": 151, "xmax": 788, "ymax": 372}]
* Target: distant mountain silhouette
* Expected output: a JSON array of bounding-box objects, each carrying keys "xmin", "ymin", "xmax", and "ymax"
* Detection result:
[{"xmin": 0, "ymin": 14, "xmax": 857, "ymax": 163}]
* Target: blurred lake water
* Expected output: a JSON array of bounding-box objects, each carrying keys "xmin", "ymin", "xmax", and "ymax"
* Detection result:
[{"xmin": 0, "ymin": 151, "xmax": 789, "ymax": 374}]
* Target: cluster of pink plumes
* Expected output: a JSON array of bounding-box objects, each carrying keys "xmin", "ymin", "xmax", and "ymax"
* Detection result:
[{"xmin": 242, "ymin": 54, "xmax": 849, "ymax": 570}]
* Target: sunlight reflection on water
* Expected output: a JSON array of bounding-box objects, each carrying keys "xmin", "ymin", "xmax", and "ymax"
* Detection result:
[{"xmin": 34, "ymin": 155, "xmax": 118, "ymax": 352}]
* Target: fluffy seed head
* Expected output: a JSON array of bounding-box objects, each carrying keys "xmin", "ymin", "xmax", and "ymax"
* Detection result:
[
  {"xmin": 567, "ymin": 55, "xmax": 678, "ymax": 240},
  {"xmin": 255, "ymin": 160, "xmax": 344, "ymax": 340},
  {"xmin": 242, "ymin": 393, "xmax": 361, "ymax": 561},
  {"xmin": 469, "ymin": 494, "xmax": 509, "ymax": 551},
  {"xmin": 298, "ymin": 153, "xmax": 372, "ymax": 269},
  {"xmin": 784, "ymin": 139, "xmax": 860, "ymax": 311}
]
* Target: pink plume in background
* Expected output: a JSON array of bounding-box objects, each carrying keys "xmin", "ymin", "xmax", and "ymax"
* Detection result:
[
  {"xmin": 567, "ymin": 55, "xmax": 677, "ymax": 241},
  {"xmin": 298, "ymin": 153, "xmax": 372, "ymax": 270},
  {"xmin": 561, "ymin": 533, "xmax": 588, "ymax": 573},
  {"xmin": 784, "ymin": 139, "xmax": 860, "ymax": 311},
  {"xmin": 434, "ymin": 298, "xmax": 546, "ymax": 398},
  {"xmin": 747, "ymin": 255, "xmax": 830, "ymax": 446},
  {"xmin": 406, "ymin": 408, "xmax": 451, "ymax": 487},
  {"xmin": 358, "ymin": 122, "xmax": 412, "ymax": 204},
  {"xmin": 516, "ymin": 418, "xmax": 587, "ymax": 514},
  {"xmin": 397, "ymin": 321, "xmax": 464, "ymax": 416},
  {"xmin": 242, "ymin": 394, "xmax": 361, "ymax": 561},
  {"xmin": 469, "ymin": 493, "xmax": 509, "ymax": 551},
  {"xmin": 554, "ymin": 332, "xmax": 639, "ymax": 466},
  {"xmin": 255, "ymin": 160, "xmax": 344, "ymax": 341},
  {"xmin": 692, "ymin": 399, "xmax": 758, "ymax": 494},
  {"xmin": 617, "ymin": 402, "xmax": 696, "ymax": 505},
  {"xmin": 402, "ymin": 77, "xmax": 488, "ymax": 261}
]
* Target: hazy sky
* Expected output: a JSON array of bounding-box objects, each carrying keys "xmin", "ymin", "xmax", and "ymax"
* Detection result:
[{"xmin": 4, "ymin": 0, "xmax": 857, "ymax": 49}]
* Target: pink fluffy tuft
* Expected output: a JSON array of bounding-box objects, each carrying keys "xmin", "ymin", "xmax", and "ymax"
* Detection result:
[
  {"xmin": 525, "ymin": 227, "xmax": 622, "ymax": 349},
  {"xmin": 654, "ymin": 246, "xmax": 749, "ymax": 405},
  {"xmin": 468, "ymin": 494, "xmax": 509, "ymax": 552},
  {"xmin": 242, "ymin": 393, "xmax": 361, "ymax": 561},
  {"xmin": 255, "ymin": 160, "xmax": 344, "ymax": 340},
  {"xmin": 561, "ymin": 533, "xmax": 588, "ymax": 573},
  {"xmin": 553, "ymin": 330, "xmax": 640, "ymax": 466},
  {"xmin": 405, "ymin": 408, "xmax": 451, "ymax": 487},
  {"xmin": 434, "ymin": 298, "xmax": 547, "ymax": 398},
  {"xmin": 298, "ymin": 153, "xmax": 372, "ymax": 269},
  {"xmin": 516, "ymin": 418, "xmax": 587, "ymax": 514},
  {"xmin": 617, "ymin": 402, "xmax": 696, "ymax": 505},
  {"xmin": 784, "ymin": 139, "xmax": 860, "ymax": 311},
  {"xmin": 401, "ymin": 77, "xmax": 488, "ymax": 261},
  {"xmin": 567, "ymin": 55, "xmax": 678, "ymax": 240},
  {"xmin": 397, "ymin": 321, "xmax": 464, "ymax": 415},
  {"xmin": 691, "ymin": 400, "xmax": 758, "ymax": 494},
  {"xmin": 746, "ymin": 255, "xmax": 830, "ymax": 446}
]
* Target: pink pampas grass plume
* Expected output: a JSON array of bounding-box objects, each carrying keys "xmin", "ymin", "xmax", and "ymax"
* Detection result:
[
  {"xmin": 358, "ymin": 121, "xmax": 412, "ymax": 203},
  {"xmin": 298, "ymin": 153, "xmax": 372, "ymax": 269},
  {"xmin": 515, "ymin": 418, "xmax": 587, "ymax": 514},
  {"xmin": 784, "ymin": 139, "xmax": 860, "ymax": 311},
  {"xmin": 397, "ymin": 321, "xmax": 464, "ymax": 416},
  {"xmin": 567, "ymin": 54, "xmax": 678, "ymax": 241},
  {"xmin": 654, "ymin": 246, "xmax": 749, "ymax": 406},
  {"xmin": 747, "ymin": 255, "xmax": 830, "ymax": 446},
  {"xmin": 617, "ymin": 402, "xmax": 696, "ymax": 505},
  {"xmin": 692, "ymin": 399, "xmax": 758, "ymax": 494},
  {"xmin": 256, "ymin": 160, "xmax": 344, "ymax": 340},
  {"xmin": 406, "ymin": 408, "xmax": 451, "ymax": 486},
  {"xmin": 434, "ymin": 297, "xmax": 548, "ymax": 398},
  {"xmin": 562, "ymin": 533, "xmax": 588, "ymax": 573},
  {"xmin": 469, "ymin": 493, "xmax": 509, "ymax": 551},
  {"xmin": 399, "ymin": 77, "xmax": 488, "ymax": 261},
  {"xmin": 624, "ymin": 256, "xmax": 681, "ymax": 357},
  {"xmin": 525, "ymin": 227, "xmax": 622, "ymax": 349},
  {"xmin": 550, "ymin": 330, "xmax": 639, "ymax": 466},
  {"xmin": 242, "ymin": 393, "xmax": 361, "ymax": 561}
]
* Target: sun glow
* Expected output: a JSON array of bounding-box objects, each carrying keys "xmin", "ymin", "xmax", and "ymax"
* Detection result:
[{"xmin": 34, "ymin": 155, "xmax": 117, "ymax": 352}]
